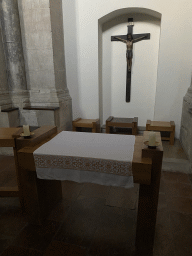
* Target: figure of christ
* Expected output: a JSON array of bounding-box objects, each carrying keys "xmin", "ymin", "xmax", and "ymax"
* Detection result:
[{"xmin": 115, "ymin": 34, "xmax": 147, "ymax": 71}]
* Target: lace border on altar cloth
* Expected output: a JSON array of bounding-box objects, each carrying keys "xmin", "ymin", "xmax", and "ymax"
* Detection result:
[{"xmin": 34, "ymin": 154, "xmax": 132, "ymax": 177}]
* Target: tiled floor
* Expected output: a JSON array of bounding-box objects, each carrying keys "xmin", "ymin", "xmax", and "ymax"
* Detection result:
[{"xmin": 0, "ymin": 154, "xmax": 192, "ymax": 255}]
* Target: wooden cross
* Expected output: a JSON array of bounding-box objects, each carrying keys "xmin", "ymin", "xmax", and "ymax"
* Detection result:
[{"xmin": 111, "ymin": 18, "xmax": 150, "ymax": 102}]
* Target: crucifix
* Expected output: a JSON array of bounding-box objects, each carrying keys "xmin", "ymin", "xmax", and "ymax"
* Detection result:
[{"xmin": 111, "ymin": 18, "xmax": 150, "ymax": 102}]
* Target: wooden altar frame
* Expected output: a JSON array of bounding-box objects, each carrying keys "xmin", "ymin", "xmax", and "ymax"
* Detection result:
[
  {"xmin": 0, "ymin": 127, "xmax": 23, "ymax": 204},
  {"xmin": 16, "ymin": 127, "xmax": 163, "ymax": 256}
]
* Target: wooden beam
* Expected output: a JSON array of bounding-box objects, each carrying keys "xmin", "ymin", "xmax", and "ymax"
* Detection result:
[{"xmin": 0, "ymin": 186, "xmax": 19, "ymax": 197}]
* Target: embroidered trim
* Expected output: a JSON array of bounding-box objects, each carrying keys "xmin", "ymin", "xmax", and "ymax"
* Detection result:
[{"xmin": 34, "ymin": 155, "xmax": 132, "ymax": 177}]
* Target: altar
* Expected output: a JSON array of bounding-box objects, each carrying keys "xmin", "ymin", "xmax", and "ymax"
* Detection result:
[{"xmin": 16, "ymin": 126, "xmax": 163, "ymax": 255}]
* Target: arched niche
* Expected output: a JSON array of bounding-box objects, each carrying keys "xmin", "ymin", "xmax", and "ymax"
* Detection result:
[{"xmin": 98, "ymin": 8, "xmax": 162, "ymax": 126}]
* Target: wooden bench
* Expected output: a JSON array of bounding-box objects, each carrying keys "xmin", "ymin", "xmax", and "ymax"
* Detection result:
[
  {"xmin": 106, "ymin": 116, "xmax": 138, "ymax": 135},
  {"xmin": 72, "ymin": 118, "xmax": 100, "ymax": 133},
  {"xmin": 146, "ymin": 120, "xmax": 175, "ymax": 145}
]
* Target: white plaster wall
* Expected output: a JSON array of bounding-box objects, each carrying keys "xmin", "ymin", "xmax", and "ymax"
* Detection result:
[{"xmin": 63, "ymin": 0, "xmax": 192, "ymax": 138}]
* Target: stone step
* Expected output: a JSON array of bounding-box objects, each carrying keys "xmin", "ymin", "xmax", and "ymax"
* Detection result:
[{"xmin": 162, "ymin": 158, "xmax": 190, "ymax": 173}]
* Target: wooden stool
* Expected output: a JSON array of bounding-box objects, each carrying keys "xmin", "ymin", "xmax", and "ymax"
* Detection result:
[
  {"xmin": 106, "ymin": 116, "xmax": 138, "ymax": 135},
  {"xmin": 72, "ymin": 118, "xmax": 100, "ymax": 133},
  {"xmin": 146, "ymin": 120, "xmax": 175, "ymax": 145}
]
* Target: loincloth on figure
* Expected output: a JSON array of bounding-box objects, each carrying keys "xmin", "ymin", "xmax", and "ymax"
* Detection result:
[{"xmin": 126, "ymin": 50, "xmax": 133, "ymax": 59}]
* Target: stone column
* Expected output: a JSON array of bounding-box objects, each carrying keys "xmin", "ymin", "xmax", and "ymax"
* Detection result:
[
  {"xmin": 0, "ymin": 22, "xmax": 12, "ymax": 110},
  {"xmin": 180, "ymin": 74, "xmax": 192, "ymax": 172},
  {"xmin": 0, "ymin": 0, "xmax": 29, "ymax": 108},
  {"xmin": 18, "ymin": 0, "xmax": 72, "ymax": 131}
]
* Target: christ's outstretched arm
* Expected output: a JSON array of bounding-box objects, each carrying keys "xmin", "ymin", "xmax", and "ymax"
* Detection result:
[
  {"xmin": 133, "ymin": 35, "xmax": 147, "ymax": 42},
  {"xmin": 115, "ymin": 37, "xmax": 127, "ymax": 43}
]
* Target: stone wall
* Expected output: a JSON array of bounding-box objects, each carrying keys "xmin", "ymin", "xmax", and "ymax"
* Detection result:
[
  {"xmin": 180, "ymin": 75, "xmax": 192, "ymax": 173},
  {"xmin": 18, "ymin": 0, "xmax": 72, "ymax": 130},
  {"xmin": 0, "ymin": 0, "xmax": 72, "ymax": 135},
  {"xmin": 0, "ymin": 0, "xmax": 72, "ymax": 154}
]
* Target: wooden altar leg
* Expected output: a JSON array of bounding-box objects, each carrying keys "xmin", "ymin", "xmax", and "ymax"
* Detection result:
[
  {"xmin": 18, "ymin": 151, "xmax": 62, "ymax": 225},
  {"xmin": 135, "ymin": 147, "xmax": 163, "ymax": 256},
  {"xmin": 13, "ymin": 148, "xmax": 25, "ymax": 213}
]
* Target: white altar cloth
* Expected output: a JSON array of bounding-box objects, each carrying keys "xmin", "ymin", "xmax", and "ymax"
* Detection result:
[{"xmin": 34, "ymin": 131, "xmax": 135, "ymax": 188}]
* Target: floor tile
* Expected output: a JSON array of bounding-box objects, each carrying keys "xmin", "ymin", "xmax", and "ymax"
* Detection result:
[
  {"xmin": 0, "ymin": 209, "xmax": 27, "ymax": 238},
  {"xmin": 106, "ymin": 185, "xmax": 139, "ymax": 209},
  {"xmin": 167, "ymin": 197, "xmax": 192, "ymax": 214},
  {"xmin": 88, "ymin": 227, "xmax": 135, "ymax": 256},
  {"xmin": 54, "ymin": 197, "xmax": 106, "ymax": 246},
  {"xmin": 159, "ymin": 177, "xmax": 166, "ymax": 194},
  {"xmin": 0, "ymin": 246, "xmax": 43, "ymax": 256},
  {"xmin": 12, "ymin": 220, "xmax": 61, "ymax": 251},
  {"xmin": 163, "ymin": 171, "xmax": 190, "ymax": 184},
  {"xmin": 188, "ymin": 174, "xmax": 192, "ymax": 185},
  {"xmin": 44, "ymin": 241, "xmax": 87, "ymax": 256},
  {"xmin": 54, "ymin": 216, "xmax": 98, "ymax": 247},
  {"xmin": 0, "ymin": 198, "xmax": 21, "ymax": 216},
  {"xmin": 162, "ymin": 140, "xmax": 188, "ymax": 160},
  {"xmin": 47, "ymin": 199, "xmax": 72, "ymax": 222},
  {"xmin": 157, "ymin": 193, "xmax": 168, "ymax": 211},
  {"xmin": 170, "ymin": 211, "xmax": 192, "ymax": 256},
  {"xmin": 79, "ymin": 183, "xmax": 110, "ymax": 199},
  {"xmin": 98, "ymin": 205, "xmax": 136, "ymax": 232},
  {"xmin": 0, "ymin": 156, "xmax": 14, "ymax": 171},
  {"xmin": 69, "ymin": 196, "xmax": 106, "ymax": 220},
  {"xmin": 61, "ymin": 181, "xmax": 84, "ymax": 201},
  {"xmin": 154, "ymin": 210, "xmax": 175, "ymax": 256},
  {"xmin": 164, "ymin": 182, "xmax": 192, "ymax": 198},
  {"xmin": 0, "ymin": 236, "xmax": 15, "ymax": 255},
  {"xmin": 0, "ymin": 166, "xmax": 17, "ymax": 187}
]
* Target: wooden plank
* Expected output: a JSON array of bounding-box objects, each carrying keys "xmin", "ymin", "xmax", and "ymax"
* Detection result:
[
  {"xmin": 135, "ymin": 131, "xmax": 163, "ymax": 255},
  {"xmin": 107, "ymin": 122, "xmax": 133, "ymax": 128},
  {"xmin": 15, "ymin": 126, "xmax": 57, "ymax": 150},
  {"xmin": 17, "ymin": 132, "xmax": 59, "ymax": 167},
  {"xmin": 12, "ymin": 127, "xmax": 23, "ymax": 138},
  {"xmin": 161, "ymin": 137, "xmax": 170, "ymax": 141},
  {"xmin": 0, "ymin": 186, "xmax": 19, "ymax": 197},
  {"xmin": 0, "ymin": 127, "xmax": 22, "ymax": 147},
  {"xmin": 150, "ymin": 121, "xmax": 171, "ymax": 127},
  {"xmin": 147, "ymin": 126, "xmax": 173, "ymax": 132},
  {"xmin": 13, "ymin": 147, "xmax": 26, "ymax": 212},
  {"xmin": 17, "ymin": 150, "xmax": 62, "ymax": 225},
  {"xmin": 72, "ymin": 118, "xmax": 82, "ymax": 130},
  {"xmin": 170, "ymin": 121, "xmax": 175, "ymax": 145},
  {"xmin": 146, "ymin": 119, "xmax": 151, "ymax": 131},
  {"xmin": 0, "ymin": 139, "xmax": 15, "ymax": 147},
  {"xmin": 132, "ymin": 135, "xmax": 152, "ymax": 185},
  {"xmin": 106, "ymin": 116, "xmax": 113, "ymax": 122}
]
